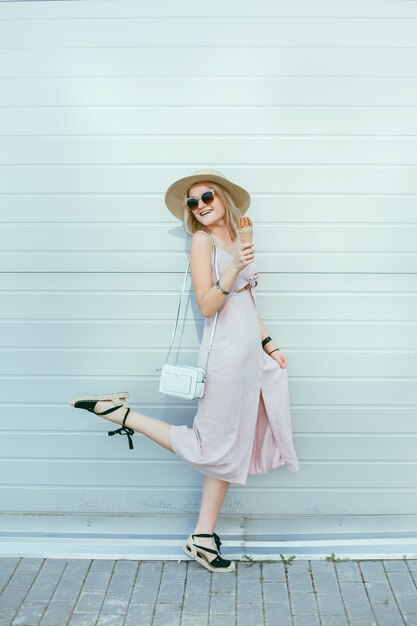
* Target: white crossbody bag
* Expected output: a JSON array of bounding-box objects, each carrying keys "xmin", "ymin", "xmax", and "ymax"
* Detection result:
[{"xmin": 158, "ymin": 234, "xmax": 220, "ymax": 400}]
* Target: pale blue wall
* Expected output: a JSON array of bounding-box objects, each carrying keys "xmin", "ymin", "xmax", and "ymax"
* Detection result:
[{"xmin": 0, "ymin": 0, "xmax": 416, "ymax": 517}]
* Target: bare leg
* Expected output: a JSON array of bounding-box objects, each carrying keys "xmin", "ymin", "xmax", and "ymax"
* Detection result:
[
  {"xmin": 91, "ymin": 400, "xmax": 229, "ymax": 562},
  {"xmin": 192, "ymin": 476, "xmax": 230, "ymax": 560},
  {"xmin": 92, "ymin": 398, "xmax": 173, "ymax": 452}
]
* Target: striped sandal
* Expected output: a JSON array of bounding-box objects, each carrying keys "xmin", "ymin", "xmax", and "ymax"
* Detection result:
[
  {"xmin": 183, "ymin": 532, "xmax": 235, "ymax": 573},
  {"xmin": 69, "ymin": 391, "xmax": 135, "ymax": 450}
]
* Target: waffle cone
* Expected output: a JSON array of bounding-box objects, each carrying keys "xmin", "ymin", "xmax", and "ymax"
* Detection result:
[
  {"xmin": 238, "ymin": 229, "xmax": 253, "ymax": 244},
  {"xmin": 237, "ymin": 216, "xmax": 254, "ymax": 244}
]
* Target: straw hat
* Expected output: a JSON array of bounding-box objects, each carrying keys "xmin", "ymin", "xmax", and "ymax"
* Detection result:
[{"xmin": 164, "ymin": 169, "xmax": 251, "ymax": 220}]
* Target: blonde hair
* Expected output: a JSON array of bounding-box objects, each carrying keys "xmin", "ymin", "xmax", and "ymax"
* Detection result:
[{"xmin": 182, "ymin": 181, "xmax": 242, "ymax": 239}]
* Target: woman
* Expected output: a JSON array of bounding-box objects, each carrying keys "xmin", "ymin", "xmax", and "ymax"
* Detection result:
[{"xmin": 70, "ymin": 169, "xmax": 300, "ymax": 573}]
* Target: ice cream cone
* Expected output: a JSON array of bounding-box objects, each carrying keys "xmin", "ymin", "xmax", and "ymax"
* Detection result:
[{"xmin": 238, "ymin": 216, "xmax": 253, "ymax": 244}]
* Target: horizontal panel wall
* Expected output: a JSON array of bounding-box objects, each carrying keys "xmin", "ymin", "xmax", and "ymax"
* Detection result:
[{"xmin": 0, "ymin": 0, "xmax": 416, "ymax": 520}]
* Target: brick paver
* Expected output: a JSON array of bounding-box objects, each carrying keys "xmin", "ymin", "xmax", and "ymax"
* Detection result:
[{"xmin": 0, "ymin": 557, "xmax": 415, "ymax": 625}]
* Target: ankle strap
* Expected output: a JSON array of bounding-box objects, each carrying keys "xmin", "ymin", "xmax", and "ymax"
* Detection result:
[
  {"xmin": 108, "ymin": 407, "xmax": 134, "ymax": 449},
  {"xmin": 192, "ymin": 542, "xmax": 218, "ymax": 556},
  {"xmin": 192, "ymin": 532, "xmax": 222, "ymax": 553}
]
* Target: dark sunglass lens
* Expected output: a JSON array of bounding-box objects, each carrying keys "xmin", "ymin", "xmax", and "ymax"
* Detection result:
[
  {"xmin": 186, "ymin": 197, "xmax": 199, "ymax": 210},
  {"xmin": 201, "ymin": 191, "xmax": 215, "ymax": 204}
]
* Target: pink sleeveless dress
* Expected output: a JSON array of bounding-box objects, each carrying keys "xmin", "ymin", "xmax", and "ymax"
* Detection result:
[{"xmin": 169, "ymin": 230, "xmax": 300, "ymax": 484}]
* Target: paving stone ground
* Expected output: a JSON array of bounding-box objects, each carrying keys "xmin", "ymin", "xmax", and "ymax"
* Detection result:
[{"xmin": 0, "ymin": 557, "xmax": 416, "ymax": 626}]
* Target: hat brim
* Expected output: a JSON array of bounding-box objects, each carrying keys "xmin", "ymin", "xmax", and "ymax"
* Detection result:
[{"xmin": 164, "ymin": 172, "xmax": 251, "ymax": 220}]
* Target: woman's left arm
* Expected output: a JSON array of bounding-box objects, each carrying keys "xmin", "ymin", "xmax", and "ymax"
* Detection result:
[{"xmin": 256, "ymin": 310, "xmax": 288, "ymax": 368}]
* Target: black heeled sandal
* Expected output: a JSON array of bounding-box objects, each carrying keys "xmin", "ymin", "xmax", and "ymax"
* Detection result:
[
  {"xmin": 183, "ymin": 532, "xmax": 235, "ymax": 573},
  {"xmin": 70, "ymin": 392, "xmax": 135, "ymax": 450}
]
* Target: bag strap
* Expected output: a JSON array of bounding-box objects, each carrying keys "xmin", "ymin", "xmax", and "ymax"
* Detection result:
[{"xmin": 164, "ymin": 231, "xmax": 220, "ymax": 371}]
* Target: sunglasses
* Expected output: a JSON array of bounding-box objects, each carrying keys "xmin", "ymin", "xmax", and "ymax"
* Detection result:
[{"xmin": 185, "ymin": 189, "xmax": 216, "ymax": 211}]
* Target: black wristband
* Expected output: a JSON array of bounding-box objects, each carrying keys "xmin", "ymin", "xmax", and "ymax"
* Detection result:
[
  {"xmin": 262, "ymin": 336, "xmax": 272, "ymax": 347},
  {"xmin": 267, "ymin": 348, "xmax": 280, "ymax": 355},
  {"xmin": 215, "ymin": 279, "xmax": 230, "ymax": 295}
]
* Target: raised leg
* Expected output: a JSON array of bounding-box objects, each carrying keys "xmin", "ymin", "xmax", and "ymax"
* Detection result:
[{"xmin": 92, "ymin": 398, "xmax": 174, "ymax": 452}]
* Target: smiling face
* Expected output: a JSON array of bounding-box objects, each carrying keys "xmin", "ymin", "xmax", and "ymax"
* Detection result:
[{"xmin": 186, "ymin": 182, "xmax": 227, "ymax": 228}]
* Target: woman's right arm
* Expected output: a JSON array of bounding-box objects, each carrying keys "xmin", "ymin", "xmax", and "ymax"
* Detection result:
[{"xmin": 189, "ymin": 232, "xmax": 254, "ymax": 318}]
